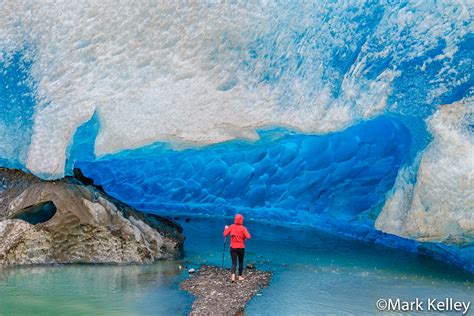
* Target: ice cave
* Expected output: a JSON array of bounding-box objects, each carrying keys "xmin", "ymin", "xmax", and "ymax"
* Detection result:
[{"xmin": 0, "ymin": 1, "xmax": 473, "ymax": 314}]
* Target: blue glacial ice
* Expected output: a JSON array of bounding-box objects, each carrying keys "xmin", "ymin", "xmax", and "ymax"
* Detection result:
[
  {"xmin": 0, "ymin": 53, "xmax": 35, "ymax": 169},
  {"xmin": 76, "ymin": 116, "xmax": 410, "ymax": 224}
]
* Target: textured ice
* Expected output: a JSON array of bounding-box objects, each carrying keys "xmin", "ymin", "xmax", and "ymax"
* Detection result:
[
  {"xmin": 0, "ymin": 1, "xmax": 471, "ymax": 176},
  {"xmin": 76, "ymin": 116, "xmax": 410, "ymax": 223},
  {"xmin": 376, "ymin": 100, "xmax": 474, "ymax": 245}
]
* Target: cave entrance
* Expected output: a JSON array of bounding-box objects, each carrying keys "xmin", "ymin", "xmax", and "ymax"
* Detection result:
[{"xmin": 11, "ymin": 201, "xmax": 57, "ymax": 225}]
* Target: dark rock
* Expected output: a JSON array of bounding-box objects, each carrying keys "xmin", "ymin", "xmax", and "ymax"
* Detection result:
[
  {"xmin": 71, "ymin": 168, "xmax": 104, "ymax": 192},
  {"xmin": 10, "ymin": 201, "xmax": 57, "ymax": 225},
  {"xmin": 246, "ymin": 263, "xmax": 255, "ymax": 269},
  {"xmin": 0, "ymin": 168, "xmax": 184, "ymax": 266},
  {"xmin": 181, "ymin": 265, "xmax": 272, "ymax": 315}
]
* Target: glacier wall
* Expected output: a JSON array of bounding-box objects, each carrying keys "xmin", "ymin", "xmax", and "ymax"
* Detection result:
[
  {"xmin": 376, "ymin": 101, "xmax": 474, "ymax": 245},
  {"xmin": 0, "ymin": 1, "xmax": 473, "ymax": 270},
  {"xmin": 0, "ymin": 1, "xmax": 471, "ymax": 177}
]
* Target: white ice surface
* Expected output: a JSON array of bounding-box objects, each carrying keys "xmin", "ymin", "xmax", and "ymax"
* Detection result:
[
  {"xmin": 376, "ymin": 100, "xmax": 474, "ymax": 244},
  {"xmin": 0, "ymin": 1, "xmax": 471, "ymax": 177}
]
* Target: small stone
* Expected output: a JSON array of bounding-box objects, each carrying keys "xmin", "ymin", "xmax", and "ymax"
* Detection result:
[
  {"xmin": 246, "ymin": 263, "xmax": 255, "ymax": 269},
  {"xmin": 188, "ymin": 268, "xmax": 196, "ymax": 273}
]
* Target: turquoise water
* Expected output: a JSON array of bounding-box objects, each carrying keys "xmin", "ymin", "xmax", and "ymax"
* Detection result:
[
  {"xmin": 1, "ymin": 217, "xmax": 472, "ymax": 315},
  {"xmin": 0, "ymin": 262, "xmax": 191, "ymax": 316}
]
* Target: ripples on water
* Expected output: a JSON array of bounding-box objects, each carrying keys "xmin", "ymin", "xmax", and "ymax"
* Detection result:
[{"xmin": 0, "ymin": 217, "xmax": 472, "ymax": 315}]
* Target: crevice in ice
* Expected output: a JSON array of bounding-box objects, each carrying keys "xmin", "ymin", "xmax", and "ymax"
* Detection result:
[{"xmin": 65, "ymin": 111, "xmax": 101, "ymax": 174}]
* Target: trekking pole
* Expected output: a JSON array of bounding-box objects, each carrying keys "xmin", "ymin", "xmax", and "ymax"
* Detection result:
[{"xmin": 221, "ymin": 236, "xmax": 227, "ymax": 268}]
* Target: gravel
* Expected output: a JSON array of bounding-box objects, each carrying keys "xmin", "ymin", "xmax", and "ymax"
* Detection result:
[{"xmin": 181, "ymin": 265, "xmax": 272, "ymax": 315}]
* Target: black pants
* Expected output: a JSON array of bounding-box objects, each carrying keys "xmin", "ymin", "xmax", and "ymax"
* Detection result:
[{"xmin": 230, "ymin": 248, "xmax": 245, "ymax": 276}]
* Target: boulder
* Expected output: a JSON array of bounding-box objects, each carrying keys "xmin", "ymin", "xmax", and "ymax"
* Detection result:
[{"xmin": 0, "ymin": 168, "xmax": 184, "ymax": 266}]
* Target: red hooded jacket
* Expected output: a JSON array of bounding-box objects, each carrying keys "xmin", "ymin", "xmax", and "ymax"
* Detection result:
[{"xmin": 223, "ymin": 214, "xmax": 251, "ymax": 249}]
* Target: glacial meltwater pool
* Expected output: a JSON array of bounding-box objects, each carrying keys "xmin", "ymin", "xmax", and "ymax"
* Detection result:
[{"xmin": 1, "ymin": 217, "xmax": 472, "ymax": 315}]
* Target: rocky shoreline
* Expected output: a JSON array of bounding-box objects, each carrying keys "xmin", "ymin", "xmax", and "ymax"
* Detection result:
[
  {"xmin": 0, "ymin": 168, "xmax": 184, "ymax": 266},
  {"xmin": 181, "ymin": 265, "xmax": 272, "ymax": 315}
]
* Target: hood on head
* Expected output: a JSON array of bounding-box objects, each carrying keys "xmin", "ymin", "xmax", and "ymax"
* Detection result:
[{"xmin": 234, "ymin": 214, "xmax": 244, "ymax": 225}]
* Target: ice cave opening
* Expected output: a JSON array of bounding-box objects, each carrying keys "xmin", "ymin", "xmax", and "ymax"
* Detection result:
[{"xmin": 72, "ymin": 114, "xmax": 411, "ymax": 227}]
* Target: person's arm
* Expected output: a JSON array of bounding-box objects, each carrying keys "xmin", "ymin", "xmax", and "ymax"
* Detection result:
[
  {"xmin": 223, "ymin": 225, "xmax": 231, "ymax": 237},
  {"xmin": 244, "ymin": 228, "xmax": 251, "ymax": 239}
]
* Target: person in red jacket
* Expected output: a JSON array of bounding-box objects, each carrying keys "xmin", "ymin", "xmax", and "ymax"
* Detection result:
[{"xmin": 223, "ymin": 214, "xmax": 251, "ymax": 282}]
